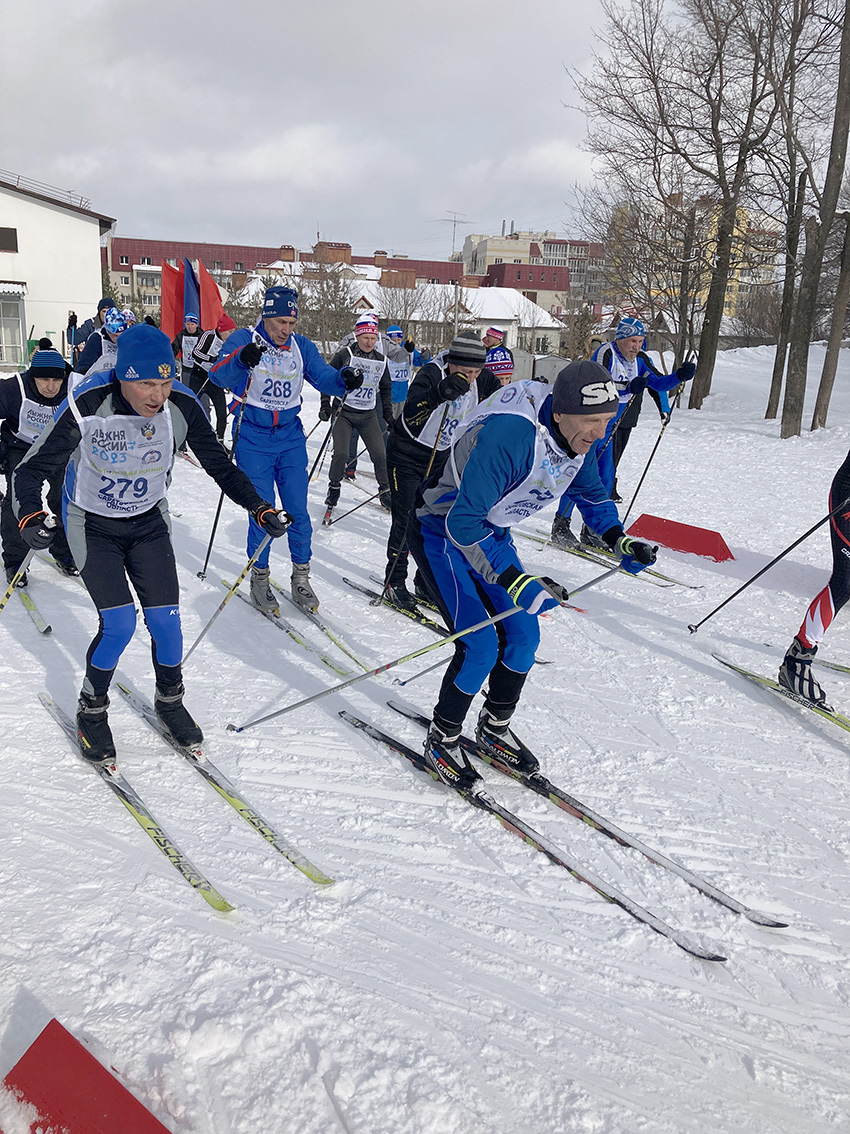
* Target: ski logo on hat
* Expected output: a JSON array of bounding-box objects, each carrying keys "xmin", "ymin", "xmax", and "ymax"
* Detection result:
[
  {"xmin": 581, "ymin": 380, "xmax": 617, "ymax": 406},
  {"xmin": 159, "ymin": 362, "xmax": 173, "ymax": 379},
  {"xmin": 124, "ymin": 366, "xmax": 139, "ymax": 380}
]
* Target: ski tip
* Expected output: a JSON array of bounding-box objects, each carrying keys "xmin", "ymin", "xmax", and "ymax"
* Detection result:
[
  {"xmin": 743, "ymin": 910, "xmax": 789, "ymax": 928},
  {"xmin": 685, "ymin": 943, "xmax": 727, "ymax": 962}
]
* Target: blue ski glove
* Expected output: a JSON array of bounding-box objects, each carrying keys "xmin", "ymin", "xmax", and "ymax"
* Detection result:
[
  {"xmin": 340, "ymin": 366, "xmax": 364, "ymax": 391},
  {"xmin": 497, "ymin": 565, "xmax": 569, "ymax": 615},
  {"xmin": 253, "ymin": 504, "xmax": 292, "ymax": 538},
  {"xmin": 616, "ymin": 535, "xmax": 658, "ymax": 575},
  {"xmin": 675, "ymin": 361, "xmax": 696, "ymax": 382},
  {"xmin": 628, "ymin": 374, "xmax": 648, "ymax": 397}
]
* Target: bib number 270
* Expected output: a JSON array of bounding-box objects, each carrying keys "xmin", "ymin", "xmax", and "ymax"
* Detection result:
[{"xmin": 98, "ymin": 475, "xmax": 149, "ymax": 500}]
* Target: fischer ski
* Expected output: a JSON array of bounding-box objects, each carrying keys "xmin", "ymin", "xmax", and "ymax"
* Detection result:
[
  {"xmin": 270, "ymin": 577, "xmax": 369, "ymax": 671},
  {"xmin": 517, "ymin": 529, "xmax": 696, "ymax": 588},
  {"xmin": 40, "ymin": 692, "xmax": 233, "ymax": 912},
  {"xmin": 224, "ymin": 579, "xmax": 352, "ymax": 677},
  {"xmin": 340, "ymin": 711, "xmax": 726, "ymax": 961},
  {"xmin": 387, "ymin": 700, "xmax": 786, "ymax": 928},
  {"xmin": 18, "ymin": 587, "xmax": 51, "ymax": 634},
  {"xmin": 713, "ymin": 653, "xmax": 850, "ymax": 735},
  {"xmin": 115, "ymin": 681, "xmax": 334, "ymax": 885},
  {"xmin": 342, "ymin": 576, "xmax": 447, "ymax": 634}
]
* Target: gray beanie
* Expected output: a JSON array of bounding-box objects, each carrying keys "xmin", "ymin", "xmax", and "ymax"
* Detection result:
[
  {"xmin": 447, "ymin": 332, "xmax": 486, "ymax": 368},
  {"xmin": 552, "ymin": 360, "xmax": 618, "ymax": 415}
]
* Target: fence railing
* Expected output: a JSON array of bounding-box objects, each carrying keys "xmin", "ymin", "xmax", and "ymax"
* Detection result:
[{"xmin": 0, "ymin": 168, "xmax": 91, "ymax": 210}]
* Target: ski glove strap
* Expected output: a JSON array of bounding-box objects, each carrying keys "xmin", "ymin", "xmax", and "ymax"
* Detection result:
[
  {"xmin": 253, "ymin": 505, "xmax": 292, "ymax": 538},
  {"xmin": 19, "ymin": 511, "xmax": 56, "ymax": 550},
  {"xmin": 497, "ymin": 565, "xmax": 569, "ymax": 615},
  {"xmin": 616, "ymin": 535, "xmax": 658, "ymax": 575}
]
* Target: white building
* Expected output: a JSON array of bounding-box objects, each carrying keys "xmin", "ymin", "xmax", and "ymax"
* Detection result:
[{"xmin": 0, "ymin": 170, "xmax": 114, "ymax": 370}]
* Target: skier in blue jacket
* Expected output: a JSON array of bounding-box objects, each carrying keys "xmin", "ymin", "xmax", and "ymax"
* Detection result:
[
  {"xmin": 208, "ymin": 285, "xmax": 363, "ymax": 613},
  {"xmin": 407, "ymin": 360, "xmax": 658, "ymax": 791},
  {"xmin": 551, "ymin": 316, "xmax": 695, "ymax": 548}
]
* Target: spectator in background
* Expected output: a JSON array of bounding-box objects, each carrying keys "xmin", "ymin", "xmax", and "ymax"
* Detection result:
[
  {"xmin": 171, "ymin": 313, "xmax": 202, "ymax": 380},
  {"xmin": 190, "ymin": 314, "xmax": 236, "ymax": 440},
  {"xmin": 67, "ymin": 298, "xmax": 114, "ymax": 365},
  {"xmin": 73, "ymin": 307, "xmax": 132, "ymax": 382},
  {"xmin": 482, "ymin": 326, "xmax": 514, "ymax": 386},
  {"xmin": 385, "ymin": 324, "xmax": 423, "ymax": 417}
]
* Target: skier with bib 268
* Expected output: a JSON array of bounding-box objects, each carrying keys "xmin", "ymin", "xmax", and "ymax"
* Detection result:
[
  {"xmin": 208, "ymin": 285, "xmax": 362, "ymax": 614},
  {"xmin": 407, "ymin": 359, "xmax": 658, "ymax": 791},
  {"xmin": 12, "ymin": 323, "xmax": 291, "ymax": 765}
]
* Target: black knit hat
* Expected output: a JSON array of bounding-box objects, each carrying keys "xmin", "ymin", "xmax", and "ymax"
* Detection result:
[
  {"xmin": 552, "ymin": 360, "xmax": 618, "ymax": 415},
  {"xmin": 447, "ymin": 331, "xmax": 486, "ymax": 368},
  {"xmin": 29, "ymin": 348, "xmax": 66, "ymax": 380}
]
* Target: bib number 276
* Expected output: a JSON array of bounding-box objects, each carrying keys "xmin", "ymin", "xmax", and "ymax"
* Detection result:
[{"xmin": 98, "ymin": 475, "xmax": 149, "ymax": 500}]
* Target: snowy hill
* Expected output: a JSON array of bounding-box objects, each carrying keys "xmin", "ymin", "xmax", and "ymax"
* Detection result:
[{"xmin": 1, "ymin": 345, "xmax": 850, "ymax": 1133}]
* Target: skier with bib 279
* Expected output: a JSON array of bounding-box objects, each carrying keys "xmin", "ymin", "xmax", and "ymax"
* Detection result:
[
  {"xmin": 407, "ymin": 359, "xmax": 658, "ymax": 791},
  {"xmin": 208, "ymin": 285, "xmax": 362, "ymax": 614},
  {"xmin": 12, "ymin": 323, "xmax": 291, "ymax": 765}
]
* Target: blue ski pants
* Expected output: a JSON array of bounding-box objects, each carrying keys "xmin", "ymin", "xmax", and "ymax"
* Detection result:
[{"xmin": 234, "ymin": 418, "xmax": 311, "ymax": 567}]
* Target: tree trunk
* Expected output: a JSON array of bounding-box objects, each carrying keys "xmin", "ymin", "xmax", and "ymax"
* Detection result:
[
  {"xmin": 812, "ymin": 213, "xmax": 850, "ymax": 429},
  {"xmin": 766, "ymin": 170, "xmax": 806, "ymax": 419},
  {"xmin": 689, "ymin": 199, "xmax": 738, "ymax": 408}
]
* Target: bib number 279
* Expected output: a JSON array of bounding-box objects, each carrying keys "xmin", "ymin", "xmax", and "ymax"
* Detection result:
[{"xmin": 99, "ymin": 475, "xmax": 149, "ymax": 500}]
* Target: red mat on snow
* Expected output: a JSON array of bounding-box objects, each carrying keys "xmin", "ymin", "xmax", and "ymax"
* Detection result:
[
  {"xmin": 2, "ymin": 1018, "xmax": 169, "ymax": 1133},
  {"xmin": 626, "ymin": 513, "xmax": 734, "ymax": 562}
]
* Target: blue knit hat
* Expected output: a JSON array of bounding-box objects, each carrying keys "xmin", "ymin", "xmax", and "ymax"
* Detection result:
[
  {"xmin": 184, "ymin": 312, "xmax": 199, "ymax": 324},
  {"xmin": 614, "ymin": 316, "xmax": 646, "ymax": 341},
  {"xmin": 387, "ymin": 325, "xmax": 403, "ymax": 339},
  {"xmin": 262, "ymin": 286, "xmax": 299, "ymax": 319},
  {"xmin": 115, "ymin": 324, "xmax": 176, "ymax": 383},
  {"xmin": 29, "ymin": 349, "xmax": 66, "ymax": 379}
]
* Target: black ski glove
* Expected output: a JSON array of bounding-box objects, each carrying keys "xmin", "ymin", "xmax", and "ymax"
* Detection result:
[
  {"xmin": 318, "ymin": 405, "xmax": 332, "ymax": 422},
  {"xmin": 403, "ymin": 337, "xmax": 415, "ymax": 352},
  {"xmin": 340, "ymin": 366, "xmax": 363, "ymax": 391},
  {"xmin": 437, "ymin": 371, "xmax": 471, "ymax": 402},
  {"xmin": 253, "ymin": 504, "xmax": 292, "ymax": 538},
  {"xmin": 629, "ymin": 375, "xmax": 648, "ymax": 396},
  {"xmin": 67, "ymin": 312, "xmax": 77, "ymax": 329},
  {"xmin": 239, "ymin": 342, "xmax": 266, "ymax": 368},
  {"xmin": 19, "ymin": 511, "xmax": 56, "ymax": 550},
  {"xmin": 616, "ymin": 535, "xmax": 658, "ymax": 575},
  {"xmin": 497, "ymin": 565, "xmax": 569, "ymax": 615},
  {"xmin": 675, "ymin": 361, "xmax": 696, "ymax": 382}
]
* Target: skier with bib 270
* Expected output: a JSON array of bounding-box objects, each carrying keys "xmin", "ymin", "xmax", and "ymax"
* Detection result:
[
  {"xmin": 12, "ymin": 323, "xmax": 291, "ymax": 765},
  {"xmin": 208, "ymin": 285, "xmax": 362, "ymax": 614},
  {"xmin": 407, "ymin": 360, "xmax": 658, "ymax": 791}
]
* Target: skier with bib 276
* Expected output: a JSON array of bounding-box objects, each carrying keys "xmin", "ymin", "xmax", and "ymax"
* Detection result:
[
  {"xmin": 12, "ymin": 323, "xmax": 291, "ymax": 765},
  {"xmin": 407, "ymin": 360, "xmax": 658, "ymax": 791},
  {"xmin": 208, "ymin": 285, "xmax": 362, "ymax": 614}
]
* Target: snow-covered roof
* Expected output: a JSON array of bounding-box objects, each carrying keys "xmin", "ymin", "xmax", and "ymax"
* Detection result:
[{"xmin": 352, "ymin": 281, "xmax": 562, "ymax": 328}]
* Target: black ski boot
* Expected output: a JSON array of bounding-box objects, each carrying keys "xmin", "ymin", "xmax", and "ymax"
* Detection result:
[
  {"xmin": 379, "ymin": 486, "xmax": 392, "ymax": 511},
  {"xmin": 778, "ymin": 638, "xmax": 832, "ymax": 709},
  {"xmin": 424, "ymin": 722, "xmax": 482, "ymax": 793},
  {"xmin": 550, "ymin": 514, "xmax": 579, "ymax": 550},
  {"xmin": 384, "ymin": 582, "xmax": 418, "ymax": 613},
  {"xmin": 580, "ymin": 524, "xmax": 609, "ymax": 552},
  {"xmin": 5, "ymin": 565, "xmax": 28, "ymax": 588},
  {"xmin": 155, "ymin": 683, "xmax": 204, "ymax": 748},
  {"xmin": 474, "ymin": 706, "xmax": 539, "ymax": 776},
  {"xmin": 325, "ymin": 482, "xmax": 341, "ymax": 508},
  {"xmin": 76, "ymin": 690, "xmax": 116, "ymax": 765},
  {"xmin": 52, "ymin": 555, "xmax": 80, "ymax": 577}
]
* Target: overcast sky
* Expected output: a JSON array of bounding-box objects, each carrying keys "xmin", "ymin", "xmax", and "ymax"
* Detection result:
[{"xmin": 1, "ymin": 0, "xmax": 604, "ymax": 259}]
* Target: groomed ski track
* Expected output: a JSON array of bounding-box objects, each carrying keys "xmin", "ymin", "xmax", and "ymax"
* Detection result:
[{"xmin": 0, "ymin": 348, "xmax": 849, "ymax": 1133}]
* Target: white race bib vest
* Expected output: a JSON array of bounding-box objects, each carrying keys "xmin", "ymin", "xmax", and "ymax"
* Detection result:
[
  {"xmin": 245, "ymin": 334, "xmax": 304, "ymax": 413},
  {"xmin": 452, "ymin": 380, "xmax": 586, "ymax": 526},
  {"xmin": 14, "ymin": 375, "xmax": 56, "ymax": 445},
  {"xmin": 387, "ymin": 356, "xmax": 410, "ymax": 387},
  {"xmin": 596, "ymin": 345, "xmax": 638, "ymax": 405},
  {"xmin": 181, "ymin": 333, "xmax": 199, "ymax": 369},
  {"xmin": 83, "ymin": 334, "xmax": 118, "ymax": 378},
  {"xmin": 67, "ymin": 389, "xmax": 174, "ymax": 518},
  {"xmin": 342, "ymin": 348, "xmax": 385, "ymax": 411},
  {"xmin": 417, "ymin": 366, "xmax": 480, "ymax": 452}
]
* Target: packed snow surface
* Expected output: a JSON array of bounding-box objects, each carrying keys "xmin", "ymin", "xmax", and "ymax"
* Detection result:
[{"xmin": 1, "ymin": 345, "xmax": 850, "ymax": 1133}]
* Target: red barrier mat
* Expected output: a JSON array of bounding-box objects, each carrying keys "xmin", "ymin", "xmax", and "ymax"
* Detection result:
[{"xmin": 627, "ymin": 514, "xmax": 734, "ymax": 562}]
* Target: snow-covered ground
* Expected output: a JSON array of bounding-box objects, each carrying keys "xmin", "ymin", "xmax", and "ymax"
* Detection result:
[{"xmin": 1, "ymin": 345, "xmax": 850, "ymax": 1134}]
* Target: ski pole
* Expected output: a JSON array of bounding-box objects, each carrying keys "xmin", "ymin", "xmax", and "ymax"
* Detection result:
[
  {"xmin": 197, "ymin": 365, "xmax": 258, "ymax": 580},
  {"xmin": 377, "ymin": 404, "xmax": 450, "ymax": 605},
  {"xmin": 0, "ymin": 548, "xmax": 37, "ymax": 614},
  {"xmin": 687, "ymin": 494, "xmax": 850, "ymax": 634},
  {"xmin": 328, "ymin": 490, "xmax": 383, "ymax": 526},
  {"xmin": 184, "ymin": 533, "xmax": 273, "ymax": 662},
  {"xmin": 308, "ymin": 405, "xmax": 342, "ymax": 483},
  {"xmin": 227, "ymin": 564, "xmax": 620, "ymax": 732},
  {"xmin": 621, "ymin": 383, "xmax": 684, "ymax": 526},
  {"xmin": 304, "ymin": 418, "xmax": 322, "ymax": 441},
  {"xmin": 391, "ymin": 657, "xmax": 445, "ymax": 686}
]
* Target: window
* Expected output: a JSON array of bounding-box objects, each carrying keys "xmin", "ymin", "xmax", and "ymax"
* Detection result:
[
  {"xmin": 213, "ymin": 260, "xmax": 223, "ymax": 270},
  {"xmin": 516, "ymin": 271, "xmax": 522, "ymax": 280},
  {"xmin": 166, "ymin": 258, "xmax": 177, "ymax": 267},
  {"xmin": 513, "ymin": 258, "xmax": 522, "ymax": 264},
  {"xmin": 0, "ymin": 298, "xmax": 23, "ymax": 364},
  {"xmin": 494, "ymin": 258, "xmax": 503, "ymax": 264},
  {"xmin": 429, "ymin": 277, "xmax": 439, "ymax": 284},
  {"xmin": 143, "ymin": 294, "xmax": 161, "ymax": 307},
  {"xmin": 235, "ymin": 262, "xmax": 244, "ymax": 271},
  {"xmin": 120, "ymin": 275, "xmax": 130, "ymax": 287},
  {"xmin": 138, "ymin": 274, "xmax": 160, "ymax": 288},
  {"xmin": 0, "ymin": 228, "xmax": 18, "ymax": 252},
  {"xmin": 119, "ymin": 255, "xmax": 129, "ymax": 265},
  {"xmin": 140, "ymin": 256, "xmax": 152, "ymax": 265}
]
